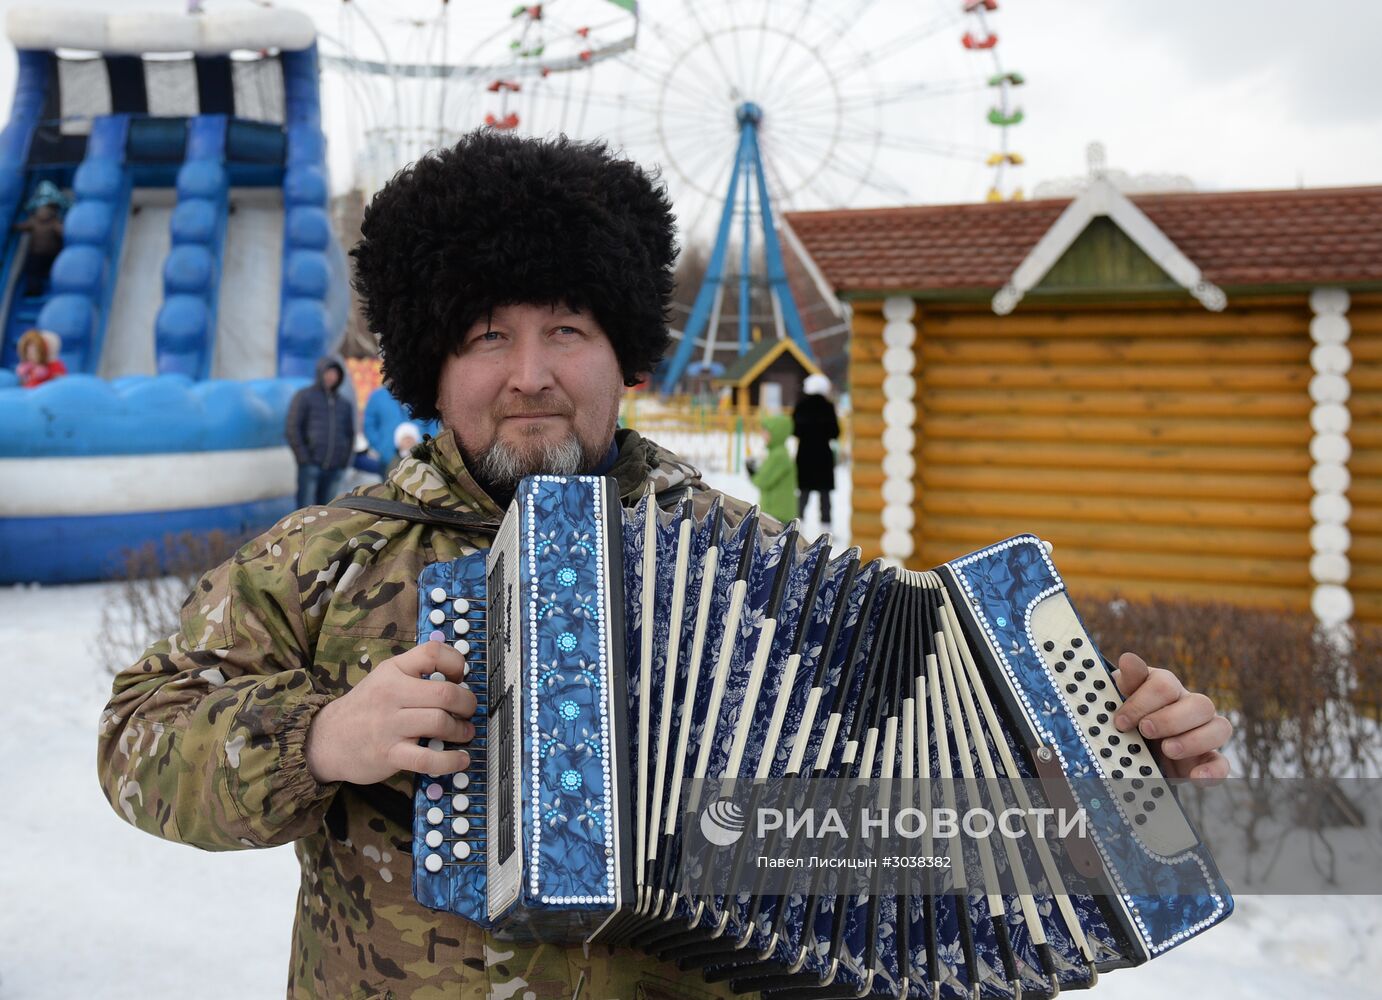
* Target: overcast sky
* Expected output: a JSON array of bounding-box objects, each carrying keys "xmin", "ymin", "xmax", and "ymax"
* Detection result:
[{"xmin": 0, "ymin": 0, "xmax": 1377, "ymax": 207}]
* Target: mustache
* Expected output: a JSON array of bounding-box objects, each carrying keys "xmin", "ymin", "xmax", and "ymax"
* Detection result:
[{"xmin": 497, "ymin": 396, "xmax": 574, "ymax": 419}]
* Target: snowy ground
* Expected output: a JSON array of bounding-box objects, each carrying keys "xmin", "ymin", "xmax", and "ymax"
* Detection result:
[{"xmin": 3, "ymin": 464, "xmax": 1382, "ymax": 997}]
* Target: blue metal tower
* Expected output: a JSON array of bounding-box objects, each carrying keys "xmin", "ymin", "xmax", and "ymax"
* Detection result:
[{"xmin": 658, "ymin": 102, "xmax": 815, "ymax": 393}]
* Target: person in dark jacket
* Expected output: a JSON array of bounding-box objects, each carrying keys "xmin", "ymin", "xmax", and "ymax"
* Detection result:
[
  {"xmin": 14, "ymin": 202, "xmax": 64, "ymax": 296},
  {"xmin": 793, "ymin": 372, "xmax": 840, "ymax": 530},
  {"xmin": 286, "ymin": 357, "xmax": 355, "ymax": 507}
]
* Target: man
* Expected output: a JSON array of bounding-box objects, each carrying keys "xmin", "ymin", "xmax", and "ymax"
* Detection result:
[
  {"xmin": 792, "ymin": 372, "xmax": 840, "ymax": 530},
  {"xmin": 285, "ymin": 356, "xmax": 356, "ymax": 507},
  {"xmin": 97, "ymin": 131, "xmax": 1232, "ymax": 1000}
]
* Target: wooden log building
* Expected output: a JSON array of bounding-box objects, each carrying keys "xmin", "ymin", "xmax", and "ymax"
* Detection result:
[{"xmin": 786, "ymin": 183, "xmax": 1382, "ymax": 626}]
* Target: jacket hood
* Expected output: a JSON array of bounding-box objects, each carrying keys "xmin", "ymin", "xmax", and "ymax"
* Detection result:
[
  {"xmin": 315, "ymin": 356, "xmax": 345, "ymax": 390},
  {"xmin": 379, "ymin": 427, "xmax": 706, "ymax": 516},
  {"xmin": 763, "ymin": 413, "xmax": 793, "ymax": 447}
]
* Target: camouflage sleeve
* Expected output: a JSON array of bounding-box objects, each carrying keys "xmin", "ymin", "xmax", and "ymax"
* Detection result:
[{"xmin": 96, "ymin": 515, "xmax": 340, "ymax": 851}]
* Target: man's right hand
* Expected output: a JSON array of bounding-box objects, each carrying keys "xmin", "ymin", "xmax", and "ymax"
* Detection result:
[{"xmin": 305, "ymin": 641, "xmax": 476, "ymax": 785}]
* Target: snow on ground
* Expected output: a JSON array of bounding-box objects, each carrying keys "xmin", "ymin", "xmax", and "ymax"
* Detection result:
[
  {"xmin": 3, "ymin": 462, "xmax": 1382, "ymax": 997},
  {"xmin": 0, "ymin": 581, "xmax": 299, "ymax": 999}
]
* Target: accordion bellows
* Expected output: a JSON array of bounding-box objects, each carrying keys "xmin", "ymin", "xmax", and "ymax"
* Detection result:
[{"xmin": 412, "ymin": 476, "xmax": 1232, "ymax": 999}]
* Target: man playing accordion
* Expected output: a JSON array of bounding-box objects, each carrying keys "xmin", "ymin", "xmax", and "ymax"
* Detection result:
[{"xmin": 97, "ymin": 131, "xmax": 1232, "ymax": 1000}]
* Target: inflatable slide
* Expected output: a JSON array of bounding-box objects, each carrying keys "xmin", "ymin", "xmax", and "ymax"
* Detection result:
[{"xmin": 0, "ymin": 8, "xmax": 349, "ymax": 583}]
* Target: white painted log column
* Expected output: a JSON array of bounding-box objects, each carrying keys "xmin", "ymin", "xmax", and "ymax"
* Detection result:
[
  {"xmin": 1307, "ymin": 288, "xmax": 1353, "ymax": 627},
  {"xmin": 881, "ymin": 296, "xmax": 918, "ymax": 565}
]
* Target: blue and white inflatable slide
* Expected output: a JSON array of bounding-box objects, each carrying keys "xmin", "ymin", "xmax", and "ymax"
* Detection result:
[{"xmin": 0, "ymin": 8, "xmax": 349, "ymax": 583}]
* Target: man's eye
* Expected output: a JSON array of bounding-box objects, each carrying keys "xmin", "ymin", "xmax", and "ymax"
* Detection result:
[
  {"xmin": 476, "ymin": 330, "xmax": 503, "ymax": 343},
  {"xmin": 555, "ymin": 326, "xmax": 581, "ymax": 336}
]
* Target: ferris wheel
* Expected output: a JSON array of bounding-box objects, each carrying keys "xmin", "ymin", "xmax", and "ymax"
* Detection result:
[{"xmin": 577, "ymin": 0, "xmax": 1026, "ymax": 388}]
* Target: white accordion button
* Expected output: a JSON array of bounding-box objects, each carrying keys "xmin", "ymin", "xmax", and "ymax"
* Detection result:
[
  {"xmin": 428, "ymin": 671, "xmax": 445, "ymax": 681},
  {"xmin": 430, "ymin": 587, "xmax": 447, "ymax": 604},
  {"xmin": 452, "ymin": 598, "xmax": 470, "ymax": 614},
  {"xmin": 425, "ymin": 829, "xmax": 443, "ymax": 849},
  {"xmin": 453, "ymin": 773, "xmax": 469, "ymax": 791},
  {"xmin": 452, "ymin": 619, "xmax": 469, "ymax": 635},
  {"xmin": 452, "ymin": 841, "xmax": 471, "ymax": 861},
  {"xmin": 426, "ymin": 807, "xmax": 444, "ymax": 826},
  {"xmin": 452, "ymin": 816, "xmax": 470, "ymax": 836},
  {"xmin": 452, "ymin": 794, "xmax": 469, "ymax": 812},
  {"xmin": 428, "ymin": 608, "xmax": 446, "ymax": 625},
  {"xmin": 427, "ymin": 738, "xmax": 445, "ymax": 752},
  {"xmin": 453, "ymin": 639, "xmax": 470, "ymax": 656},
  {"xmin": 424, "ymin": 853, "xmax": 443, "ymax": 873}
]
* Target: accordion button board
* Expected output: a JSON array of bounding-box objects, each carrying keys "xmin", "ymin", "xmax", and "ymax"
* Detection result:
[
  {"xmin": 409, "ymin": 475, "xmax": 1233, "ymax": 999},
  {"xmin": 411, "ymin": 554, "xmax": 490, "ymax": 914},
  {"xmin": 1027, "ymin": 597, "xmax": 1195, "ymax": 858}
]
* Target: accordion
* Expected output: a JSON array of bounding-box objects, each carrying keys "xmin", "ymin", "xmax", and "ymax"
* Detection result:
[{"xmin": 412, "ymin": 475, "xmax": 1232, "ymax": 999}]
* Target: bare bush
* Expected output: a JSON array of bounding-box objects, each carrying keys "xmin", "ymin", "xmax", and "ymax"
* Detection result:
[
  {"xmin": 95, "ymin": 531, "xmax": 244, "ymax": 676},
  {"xmin": 1075, "ymin": 593, "xmax": 1382, "ymax": 883}
]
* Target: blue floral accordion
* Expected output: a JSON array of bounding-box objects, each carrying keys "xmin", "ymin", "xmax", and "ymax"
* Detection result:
[{"xmin": 412, "ymin": 475, "xmax": 1232, "ymax": 999}]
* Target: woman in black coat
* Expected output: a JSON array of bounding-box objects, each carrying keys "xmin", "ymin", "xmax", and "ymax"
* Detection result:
[{"xmin": 793, "ymin": 373, "xmax": 840, "ymax": 528}]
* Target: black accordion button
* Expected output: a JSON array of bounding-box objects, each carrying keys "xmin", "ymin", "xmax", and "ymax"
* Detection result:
[
  {"xmin": 1135, "ymin": 814, "xmax": 1148, "ymax": 825},
  {"xmin": 1128, "ymin": 743, "xmax": 1142, "ymax": 754},
  {"xmin": 1140, "ymin": 765, "xmax": 1153, "ymax": 777},
  {"xmin": 1072, "ymin": 637, "xmax": 1084, "ymax": 647},
  {"xmin": 1089, "ymin": 725, "xmax": 1101, "ymax": 736},
  {"xmin": 1063, "ymin": 649, "xmax": 1076, "ymax": 661},
  {"xmin": 1066, "ymin": 683, "xmax": 1078, "ymax": 694},
  {"xmin": 1083, "ymin": 658, "xmax": 1095, "ymax": 668},
  {"xmin": 1123, "ymin": 791, "xmax": 1135, "ymax": 802},
  {"xmin": 1073, "ymin": 670, "xmax": 1086, "ymax": 681},
  {"xmin": 1043, "ymin": 641, "xmax": 1055, "ymax": 652},
  {"xmin": 1131, "ymin": 778, "xmax": 1145, "ymax": 790},
  {"xmin": 1152, "ymin": 786, "xmax": 1165, "ymax": 798},
  {"xmin": 1120, "ymin": 756, "xmax": 1133, "ymax": 768},
  {"xmin": 1100, "ymin": 748, "xmax": 1112, "ymax": 759},
  {"xmin": 1097, "ymin": 713, "xmax": 1109, "ymax": 724},
  {"xmin": 1108, "ymin": 735, "xmax": 1120, "ymax": 746}
]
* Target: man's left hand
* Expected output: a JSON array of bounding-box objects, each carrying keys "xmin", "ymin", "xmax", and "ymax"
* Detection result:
[{"xmin": 1112, "ymin": 652, "xmax": 1232, "ymax": 782}]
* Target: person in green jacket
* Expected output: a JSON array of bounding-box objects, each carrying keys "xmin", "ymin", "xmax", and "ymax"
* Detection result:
[{"xmin": 749, "ymin": 412, "xmax": 798, "ymax": 524}]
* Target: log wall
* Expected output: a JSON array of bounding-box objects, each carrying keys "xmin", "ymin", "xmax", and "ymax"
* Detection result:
[
  {"xmin": 1351, "ymin": 294, "xmax": 1382, "ymax": 623},
  {"xmin": 850, "ymin": 296, "xmax": 1332, "ymax": 614}
]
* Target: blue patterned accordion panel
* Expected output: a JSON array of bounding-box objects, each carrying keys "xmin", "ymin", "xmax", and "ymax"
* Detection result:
[{"xmin": 411, "ymin": 477, "xmax": 1232, "ymax": 998}]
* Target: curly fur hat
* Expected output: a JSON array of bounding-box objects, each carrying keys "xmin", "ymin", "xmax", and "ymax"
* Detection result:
[{"xmin": 351, "ymin": 130, "xmax": 678, "ymax": 421}]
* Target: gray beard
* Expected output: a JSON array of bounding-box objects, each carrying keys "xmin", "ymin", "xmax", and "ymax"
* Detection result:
[{"xmin": 467, "ymin": 431, "xmax": 591, "ymax": 499}]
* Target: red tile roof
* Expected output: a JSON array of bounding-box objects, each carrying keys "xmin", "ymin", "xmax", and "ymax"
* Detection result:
[{"xmin": 783, "ymin": 185, "xmax": 1382, "ymax": 294}]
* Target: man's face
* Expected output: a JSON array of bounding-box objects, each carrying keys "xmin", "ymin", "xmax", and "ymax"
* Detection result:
[
  {"xmin": 323, "ymin": 367, "xmax": 341, "ymax": 391},
  {"xmin": 436, "ymin": 302, "xmax": 625, "ymax": 490}
]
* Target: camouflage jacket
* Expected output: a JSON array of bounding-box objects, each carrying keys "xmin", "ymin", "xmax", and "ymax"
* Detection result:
[{"xmin": 97, "ymin": 429, "xmax": 760, "ymax": 1000}]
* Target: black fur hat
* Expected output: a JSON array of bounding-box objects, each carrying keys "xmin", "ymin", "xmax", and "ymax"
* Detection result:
[{"xmin": 351, "ymin": 130, "xmax": 678, "ymax": 421}]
